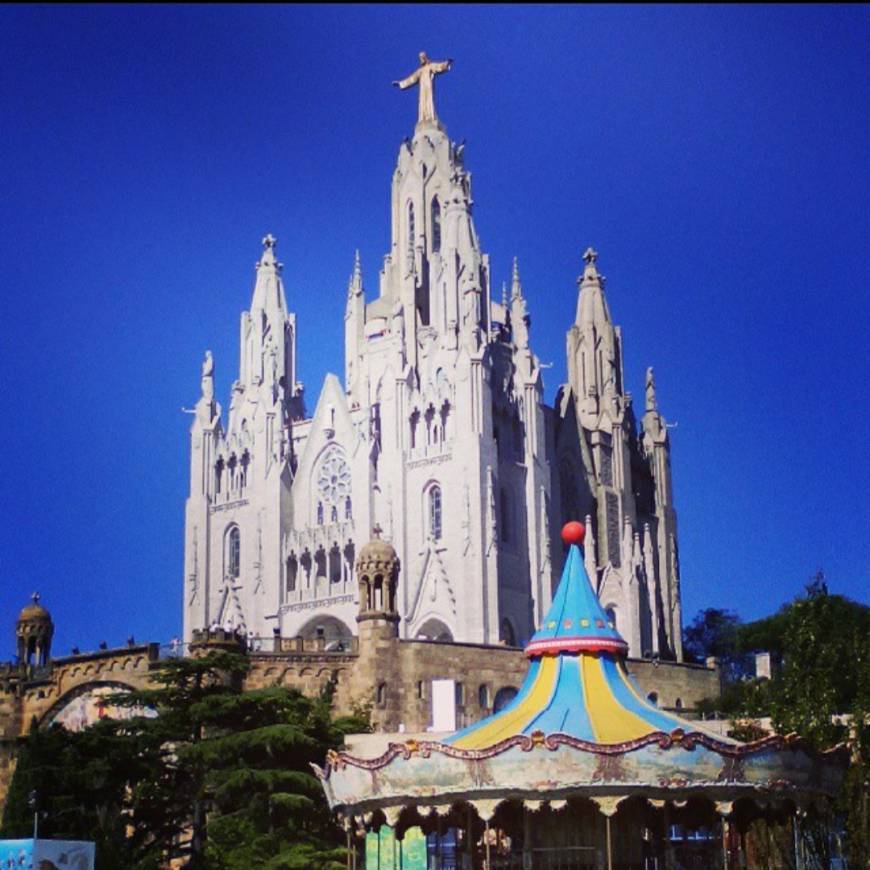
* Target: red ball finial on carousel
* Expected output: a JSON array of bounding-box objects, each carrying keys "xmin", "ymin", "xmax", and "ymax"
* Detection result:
[{"xmin": 561, "ymin": 520, "xmax": 585, "ymax": 547}]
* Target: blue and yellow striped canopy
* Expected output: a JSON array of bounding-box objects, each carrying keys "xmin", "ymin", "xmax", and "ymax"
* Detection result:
[{"xmin": 449, "ymin": 542, "xmax": 691, "ymax": 750}]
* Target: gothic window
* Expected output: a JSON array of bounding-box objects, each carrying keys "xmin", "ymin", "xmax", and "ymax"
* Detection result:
[
  {"xmin": 315, "ymin": 446, "xmax": 351, "ymax": 524},
  {"xmin": 440, "ymin": 400, "xmax": 450, "ymax": 442},
  {"xmin": 214, "ymin": 457, "xmax": 224, "ymax": 494},
  {"xmin": 225, "ymin": 526, "xmax": 240, "ymax": 579},
  {"xmin": 428, "ymin": 485, "xmax": 442, "ymax": 541},
  {"xmin": 286, "ymin": 553, "xmax": 298, "ymax": 593},
  {"xmin": 329, "ymin": 543, "xmax": 342, "ymax": 584},
  {"xmin": 605, "ymin": 606, "xmax": 617, "ymax": 630},
  {"xmin": 409, "ymin": 409, "xmax": 420, "ymax": 448},
  {"xmin": 314, "ymin": 545, "xmax": 327, "ymax": 579},
  {"xmin": 343, "ymin": 541, "xmax": 355, "ymax": 582},
  {"xmin": 317, "ymin": 502, "xmax": 324, "ymax": 525},
  {"xmin": 240, "ymin": 450, "xmax": 250, "ymax": 488},
  {"xmin": 424, "ymin": 405, "xmax": 435, "ymax": 445},
  {"xmin": 227, "ymin": 454, "xmax": 238, "ymax": 490},
  {"xmin": 431, "ymin": 197, "xmax": 441, "ymax": 253},
  {"xmin": 377, "ymin": 682, "xmax": 387, "ymax": 708}
]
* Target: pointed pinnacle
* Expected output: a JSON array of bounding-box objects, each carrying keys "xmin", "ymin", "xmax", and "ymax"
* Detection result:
[
  {"xmin": 511, "ymin": 256, "xmax": 522, "ymax": 300},
  {"xmin": 501, "ymin": 281, "xmax": 508, "ymax": 308}
]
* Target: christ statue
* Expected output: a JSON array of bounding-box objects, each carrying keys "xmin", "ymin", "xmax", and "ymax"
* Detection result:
[{"xmin": 393, "ymin": 52, "xmax": 453, "ymax": 125}]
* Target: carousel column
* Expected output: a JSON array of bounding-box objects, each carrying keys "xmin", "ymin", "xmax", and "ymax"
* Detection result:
[
  {"xmin": 593, "ymin": 797, "xmax": 625, "ymax": 870},
  {"xmin": 473, "ymin": 799, "xmax": 500, "ymax": 870},
  {"xmin": 716, "ymin": 801, "xmax": 735, "ymax": 870}
]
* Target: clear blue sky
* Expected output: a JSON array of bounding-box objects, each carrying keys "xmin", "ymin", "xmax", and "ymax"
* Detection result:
[{"xmin": 1, "ymin": 5, "xmax": 868, "ymax": 656}]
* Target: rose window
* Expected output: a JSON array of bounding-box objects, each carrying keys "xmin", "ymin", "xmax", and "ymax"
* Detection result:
[{"xmin": 316, "ymin": 448, "xmax": 351, "ymax": 515}]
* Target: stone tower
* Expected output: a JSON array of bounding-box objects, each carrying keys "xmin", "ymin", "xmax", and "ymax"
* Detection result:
[
  {"xmin": 16, "ymin": 594, "xmax": 53, "ymax": 668},
  {"xmin": 183, "ymin": 235, "xmax": 304, "ymax": 643},
  {"xmin": 556, "ymin": 248, "xmax": 682, "ymax": 659}
]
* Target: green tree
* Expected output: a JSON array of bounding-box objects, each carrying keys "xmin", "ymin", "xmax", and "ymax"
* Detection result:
[
  {"xmin": 2, "ymin": 650, "xmax": 369, "ymax": 869},
  {"xmin": 682, "ymin": 607, "xmax": 749, "ymax": 681},
  {"xmin": 696, "ymin": 578, "xmax": 869, "ymax": 867},
  {"xmin": 0, "ymin": 718, "xmax": 147, "ymax": 867}
]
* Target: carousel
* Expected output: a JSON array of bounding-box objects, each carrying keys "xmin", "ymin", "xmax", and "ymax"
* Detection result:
[{"xmin": 317, "ymin": 522, "xmax": 848, "ymax": 869}]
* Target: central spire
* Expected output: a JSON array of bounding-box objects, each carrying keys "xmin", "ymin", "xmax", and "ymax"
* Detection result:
[{"xmin": 393, "ymin": 51, "xmax": 454, "ymax": 127}]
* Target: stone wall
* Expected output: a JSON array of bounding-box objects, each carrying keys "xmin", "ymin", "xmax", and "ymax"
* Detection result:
[{"xmin": 0, "ymin": 635, "xmax": 721, "ymax": 818}]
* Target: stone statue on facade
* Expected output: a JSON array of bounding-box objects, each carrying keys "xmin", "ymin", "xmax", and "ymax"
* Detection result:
[
  {"xmin": 201, "ymin": 350, "xmax": 214, "ymax": 402},
  {"xmin": 645, "ymin": 366, "xmax": 657, "ymax": 412},
  {"xmin": 393, "ymin": 52, "xmax": 453, "ymax": 125}
]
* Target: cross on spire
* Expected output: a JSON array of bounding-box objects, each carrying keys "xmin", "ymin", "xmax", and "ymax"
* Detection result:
[
  {"xmin": 371, "ymin": 524, "xmax": 383, "ymax": 539},
  {"xmin": 31, "ymin": 592, "xmax": 40, "ymax": 605},
  {"xmin": 583, "ymin": 247, "xmax": 598, "ymax": 266},
  {"xmin": 262, "ymin": 233, "xmax": 277, "ymax": 250}
]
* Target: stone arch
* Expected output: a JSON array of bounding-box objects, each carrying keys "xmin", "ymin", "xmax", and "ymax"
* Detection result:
[
  {"xmin": 414, "ymin": 617, "xmax": 453, "ymax": 642},
  {"xmin": 297, "ymin": 615, "xmax": 353, "ymax": 650},
  {"xmin": 39, "ymin": 680, "xmax": 143, "ymax": 731}
]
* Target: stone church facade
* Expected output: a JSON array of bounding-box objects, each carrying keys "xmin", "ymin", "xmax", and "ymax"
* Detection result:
[{"xmin": 183, "ymin": 94, "xmax": 683, "ymax": 661}]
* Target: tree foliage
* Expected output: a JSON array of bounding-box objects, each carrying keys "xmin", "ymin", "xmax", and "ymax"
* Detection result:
[
  {"xmin": 686, "ymin": 576, "xmax": 870, "ymax": 866},
  {"xmin": 1, "ymin": 650, "xmax": 368, "ymax": 869}
]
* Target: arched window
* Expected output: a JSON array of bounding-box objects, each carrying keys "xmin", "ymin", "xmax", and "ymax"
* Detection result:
[
  {"xmin": 345, "ymin": 496, "xmax": 352, "ymax": 520},
  {"xmin": 330, "ymin": 504, "xmax": 338, "ymax": 523},
  {"xmin": 316, "ymin": 502, "xmax": 324, "ymax": 525},
  {"xmin": 428, "ymin": 485, "xmax": 442, "ymax": 541},
  {"xmin": 648, "ymin": 692, "xmax": 659, "ymax": 706},
  {"xmin": 478, "ymin": 684, "xmax": 489, "ymax": 710},
  {"xmin": 377, "ymin": 682, "xmax": 387, "ymax": 707},
  {"xmin": 675, "ymin": 698, "xmax": 683, "ymax": 710},
  {"xmin": 605, "ymin": 606, "xmax": 617, "ymax": 631},
  {"xmin": 431, "ymin": 197, "xmax": 441, "ymax": 253},
  {"xmin": 225, "ymin": 526, "xmax": 240, "ymax": 579}
]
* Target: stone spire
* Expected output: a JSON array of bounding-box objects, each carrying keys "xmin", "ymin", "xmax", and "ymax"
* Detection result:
[
  {"xmin": 250, "ymin": 233, "xmax": 288, "ymax": 317},
  {"xmin": 349, "ymin": 249, "xmax": 363, "ymax": 297}
]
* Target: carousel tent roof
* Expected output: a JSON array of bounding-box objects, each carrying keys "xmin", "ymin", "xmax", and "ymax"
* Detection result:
[{"xmin": 448, "ymin": 534, "xmax": 734, "ymax": 749}]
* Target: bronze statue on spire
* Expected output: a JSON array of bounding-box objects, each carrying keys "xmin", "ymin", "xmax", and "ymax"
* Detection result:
[{"xmin": 393, "ymin": 52, "xmax": 453, "ymax": 125}]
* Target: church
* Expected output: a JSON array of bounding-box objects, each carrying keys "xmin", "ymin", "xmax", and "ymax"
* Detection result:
[{"xmin": 182, "ymin": 53, "xmax": 683, "ymax": 663}]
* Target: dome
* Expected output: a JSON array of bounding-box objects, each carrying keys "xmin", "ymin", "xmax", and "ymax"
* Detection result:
[
  {"xmin": 357, "ymin": 529, "xmax": 398, "ymax": 569},
  {"xmin": 17, "ymin": 594, "xmax": 51, "ymax": 625}
]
